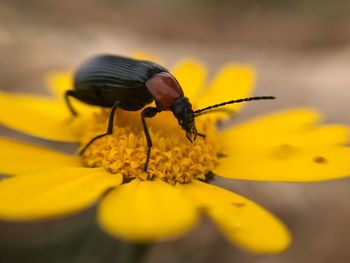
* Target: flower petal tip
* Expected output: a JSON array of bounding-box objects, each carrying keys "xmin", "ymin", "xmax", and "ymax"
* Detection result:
[{"xmin": 98, "ymin": 180, "xmax": 198, "ymax": 242}]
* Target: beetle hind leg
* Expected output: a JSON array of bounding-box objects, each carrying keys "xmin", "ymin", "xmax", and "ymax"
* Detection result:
[
  {"xmin": 65, "ymin": 90, "xmax": 80, "ymax": 116},
  {"xmin": 79, "ymin": 101, "xmax": 120, "ymax": 155}
]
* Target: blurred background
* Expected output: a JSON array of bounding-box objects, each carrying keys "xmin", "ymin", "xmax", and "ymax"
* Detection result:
[{"xmin": 0, "ymin": 0, "xmax": 350, "ymax": 262}]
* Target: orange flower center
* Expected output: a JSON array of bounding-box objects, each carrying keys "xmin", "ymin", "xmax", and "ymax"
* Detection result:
[{"xmin": 80, "ymin": 109, "xmax": 219, "ymax": 184}]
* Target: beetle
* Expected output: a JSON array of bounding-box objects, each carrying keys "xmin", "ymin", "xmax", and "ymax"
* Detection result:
[{"xmin": 65, "ymin": 55, "xmax": 274, "ymax": 171}]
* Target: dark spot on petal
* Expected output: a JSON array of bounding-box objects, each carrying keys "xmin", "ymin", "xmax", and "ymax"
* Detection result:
[
  {"xmin": 273, "ymin": 144, "xmax": 297, "ymax": 159},
  {"xmin": 217, "ymin": 152, "xmax": 227, "ymax": 158},
  {"xmin": 314, "ymin": 156, "xmax": 327, "ymax": 164},
  {"xmin": 280, "ymin": 144, "xmax": 293, "ymax": 149},
  {"xmin": 231, "ymin": 202, "xmax": 246, "ymax": 208}
]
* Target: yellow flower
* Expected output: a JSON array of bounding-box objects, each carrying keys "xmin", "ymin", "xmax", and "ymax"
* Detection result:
[{"xmin": 0, "ymin": 57, "xmax": 350, "ymax": 254}]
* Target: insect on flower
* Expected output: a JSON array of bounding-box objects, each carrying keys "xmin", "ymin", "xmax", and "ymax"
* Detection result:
[{"xmin": 65, "ymin": 55, "xmax": 275, "ymax": 171}]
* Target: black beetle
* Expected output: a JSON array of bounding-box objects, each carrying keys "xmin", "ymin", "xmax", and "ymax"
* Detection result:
[{"xmin": 65, "ymin": 55, "xmax": 274, "ymax": 171}]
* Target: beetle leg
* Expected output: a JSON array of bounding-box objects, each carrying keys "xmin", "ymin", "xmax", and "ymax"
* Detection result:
[
  {"xmin": 80, "ymin": 101, "xmax": 120, "ymax": 155},
  {"xmin": 197, "ymin": 133, "xmax": 206, "ymax": 139},
  {"xmin": 65, "ymin": 90, "xmax": 80, "ymax": 116},
  {"xmin": 141, "ymin": 107, "xmax": 160, "ymax": 172}
]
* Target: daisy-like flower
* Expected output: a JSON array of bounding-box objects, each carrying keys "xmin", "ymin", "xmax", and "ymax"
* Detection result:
[{"xmin": 0, "ymin": 55, "xmax": 350, "ymax": 254}]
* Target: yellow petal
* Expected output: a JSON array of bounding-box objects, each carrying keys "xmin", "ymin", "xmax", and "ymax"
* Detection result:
[
  {"xmin": 197, "ymin": 64, "xmax": 255, "ymax": 113},
  {"xmin": 0, "ymin": 91, "xmax": 90, "ymax": 142},
  {"xmin": 0, "ymin": 91, "xmax": 63, "ymax": 114},
  {"xmin": 0, "ymin": 138, "xmax": 81, "ymax": 175},
  {"xmin": 216, "ymin": 146, "xmax": 350, "ymax": 181},
  {"xmin": 46, "ymin": 72, "xmax": 74, "ymax": 99},
  {"xmin": 223, "ymin": 124, "xmax": 349, "ymax": 151},
  {"xmin": 171, "ymin": 59, "xmax": 207, "ymax": 103},
  {"xmin": 221, "ymin": 108, "xmax": 321, "ymax": 137},
  {"xmin": 0, "ymin": 168, "xmax": 121, "ymax": 220},
  {"xmin": 216, "ymin": 109, "xmax": 350, "ymax": 181},
  {"xmin": 98, "ymin": 179, "xmax": 198, "ymax": 242},
  {"xmin": 45, "ymin": 72, "xmax": 101, "ymax": 115},
  {"xmin": 180, "ymin": 181, "xmax": 291, "ymax": 254}
]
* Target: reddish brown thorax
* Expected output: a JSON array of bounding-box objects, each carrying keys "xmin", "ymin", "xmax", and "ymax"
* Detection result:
[{"xmin": 146, "ymin": 72, "xmax": 184, "ymax": 110}]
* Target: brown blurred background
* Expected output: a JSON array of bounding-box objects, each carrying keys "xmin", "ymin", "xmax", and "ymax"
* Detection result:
[{"xmin": 0, "ymin": 0, "xmax": 350, "ymax": 262}]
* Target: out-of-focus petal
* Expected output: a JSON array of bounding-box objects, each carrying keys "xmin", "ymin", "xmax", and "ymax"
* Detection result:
[
  {"xmin": 0, "ymin": 138, "xmax": 81, "ymax": 175},
  {"xmin": 216, "ymin": 146, "xmax": 350, "ymax": 181},
  {"xmin": 46, "ymin": 72, "xmax": 99, "ymax": 114},
  {"xmin": 98, "ymin": 179, "xmax": 198, "ymax": 242},
  {"xmin": 46, "ymin": 72, "xmax": 73, "ymax": 99},
  {"xmin": 180, "ymin": 181, "xmax": 291, "ymax": 254},
  {"xmin": 216, "ymin": 109, "xmax": 350, "ymax": 181},
  {"xmin": 0, "ymin": 91, "xmax": 90, "ymax": 142},
  {"xmin": 197, "ymin": 64, "xmax": 255, "ymax": 115},
  {"xmin": 0, "ymin": 168, "xmax": 121, "ymax": 220},
  {"xmin": 171, "ymin": 59, "xmax": 207, "ymax": 103}
]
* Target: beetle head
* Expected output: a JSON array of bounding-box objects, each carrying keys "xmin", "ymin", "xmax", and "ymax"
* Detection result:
[{"xmin": 171, "ymin": 97, "xmax": 197, "ymax": 142}]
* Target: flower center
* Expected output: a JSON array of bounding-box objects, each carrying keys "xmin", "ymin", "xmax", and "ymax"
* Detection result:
[{"xmin": 80, "ymin": 109, "xmax": 219, "ymax": 184}]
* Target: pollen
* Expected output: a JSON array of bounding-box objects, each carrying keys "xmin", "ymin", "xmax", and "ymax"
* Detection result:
[{"xmin": 80, "ymin": 109, "xmax": 219, "ymax": 184}]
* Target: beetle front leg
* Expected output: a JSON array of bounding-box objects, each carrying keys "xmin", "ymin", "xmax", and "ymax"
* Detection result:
[
  {"xmin": 141, "ymin": 107, "xmax": 160, "ymax": 172},
  {"xmin": 197, "ymin": 133, "xmax": 206, "ymax": 139},
  {"xmin": 80, "ymin": 101, "xmax": 120, "ymax": 155}
]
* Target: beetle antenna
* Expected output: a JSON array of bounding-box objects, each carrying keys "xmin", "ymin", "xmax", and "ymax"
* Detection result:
[{"xmin": 194, "ymin": 96, "xmax": 275, "ymax": 116}]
